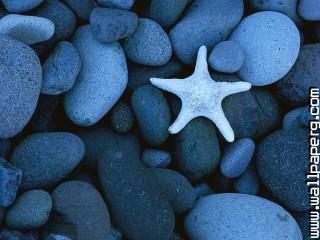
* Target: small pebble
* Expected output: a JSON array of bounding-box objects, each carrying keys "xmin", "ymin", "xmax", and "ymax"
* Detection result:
[
  {"xmin": 44, "ymin": 234, "xmax": 71, "ymax": 240},
  {"xmin": 185, "ymin": 193, "xmax": 303, "ymax": 239},
  {"xmin": 96, "ymin": 0, "xmax": 135, "ymax": 10},
  {"xmin": 230, "ymin": 11, "xmax": 300, "ymax": 86},
  {"xmin": 151, "ymin": 168, "xmax": 196, "ymax": 212},
  {"xmin": 90, "ymin": 7, "xmax": 138, "ymax": 43},
  {"xmin": 63, "ymin": 0, "xmax": 95, "ymax": 21},
  {"xmin": 283, "ymin": 106, "xmax": 308, "ymax": 129},
  {"xmin": 10, "ymin": 132, "xmax": 85, "ymax": 189},
  {"xmin": 110, "ymin": 225, "xmax": 123, "ymax": 240},
  {"xmin": 298, "ymin": 107, "xmax": 312, "ymax": 127},
  {"xmin": 142, "ymin": 149, "xmax": 172, "ymax": 168},
  {"xmin": 208, "ymin": 41, "xmax": 244, "ymax": 73},
  {"xmin": 41, "ymin": 41, "xmax": 81, "ymax": 95},
  {"xmin": 193, "ymin": 182, "xmax": 214, "ymax": 199},
  {"xmin": 0, "ymin": 158, "xmax": 22, "ymax": 207},
  {"xmin": 234, "ymin": 166, "xmax": 260, "ymax": 195},
  {"xmin": 220, "ymin": 138, "xmax": 255, "ymax": 178},
  {"xmin": 0, "ymin": 229, "xmax": 25, "ymax": 240},
  {"xmin": 110, "ymin": 102, "xmax": 134, "ymax": 133},
  {"xmin": 123, "ymin": 18, "xmax": 172, "ymax": 66},
  {"xmin": 2, "ymin": 0, "xmax": 44, "ymax": 13},
  {"xmin": 0, "ymin": 14, "xmax": 54, "ymax": 45},
  {"xmin": 131, "ymin": 85, "xmax": 171, "ymax": 145},
  {"xmin": 6, "ymin": 190, "xmax": 52, "ymax": 229},
  {"xmin": 298, "ymin": 0, "xmax": 320, "ymax": 21}
]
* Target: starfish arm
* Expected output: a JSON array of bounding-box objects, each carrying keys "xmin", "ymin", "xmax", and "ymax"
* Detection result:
[
  {"xmin": 168, "ymin": 105, "xmax": 194, "ymax": 134},
  {"xmin": 194, "ymin": 45, "xmax": 209, "ymax": 75},
  {"xmin": 150, "ymin": 78, "xmax": 187, "ymax": 96},
  {"xmin": 206, "ymin": 107, "xmax": 235, "ymax": 142},
  {"xmin": 218, "ymin": 81, "xmax": 252, "ymax": 97}
]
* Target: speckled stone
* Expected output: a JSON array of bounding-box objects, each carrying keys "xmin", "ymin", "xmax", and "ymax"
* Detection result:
[
  {"xmin": 96, "ymin": 0, "xmax": 134, "ymax": 10},
  {"xmin": 10, "ymin": 132, "xmax": 85, "ymax": 189},
  {"xmin": 2, "ymin": 0, "xmax": 44, "ymax": 13},
  {"xmin": 298, "ymin": 0, "xmax": 320, "ymax": 21},
  {"xmin": 123, "ymin": 18, "xmax": 172, "ymax": 66},
  {"xmin": 0, "ymin": 34, "xmax": 42, "ymax": 138},
  {"xmin": 42, "ymin": 41, "xmax": 81, "ymax": 95},
  {"xmin": 283, "ymin": 106, "xmax": 309, "ymax": 129},
  {"xmin": 110, "ymin": 102, "xmax": 134, "ymax": 133},
  {"xmin": 6, "ymin": 190, "xmax": 52, "ymax": 229},
  {"xmin": 185, "ymin": 193, "xmax": 303, "ymax": 240},
  {"xmin": 142, "ymin": 149, "xmax": 172, "ymax": 168},
  {"xmin": 257, "ymin": 129, "xmax": 309, "ymax": 211}
]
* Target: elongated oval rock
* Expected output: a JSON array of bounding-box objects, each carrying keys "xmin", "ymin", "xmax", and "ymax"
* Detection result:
[
  {"xmin": 0, "ymin": 34, "xmax": 42, "ymax": 138},
  {"xmin": 42, "ymin": 41, "xmax": 81, "ymax": 95},
  {"xmin": 45, "ymin": 181, "xmax": 111, "ymax": 240},
  {"xmin": 10, "ymin": 132, "xmax": 85, "ymax": 189},
  {"xmin": 96, "ymin": 0, "xmax": 135, "ymax": 10},
  {"xmin": 64, "ymin": 25, "xmax": 128, "ymax": 126},
  {"xmin": 170, "ymin": 0, "xmax": 243, "ymax": 65},
  {"xmin": 131, "ymin": 85, "xmax": 171, "ymax": 145},
  {"xmin": 98, "ymin": 133, "xmax": 175, "ymax": 240},
  {"xmin": 0, "ymin": 14, "xmax": 54, "ymax": 45},
  {"xmin": 2, "ymin": 0, "xmax": 44, "ymax": 13},
  {"xmin": 185, "ymin": 193, "xmax": 303, "ymax": 240},
  {"xmin": 229, "ymin": 11, "xmax": 300, "ymax": 86}
]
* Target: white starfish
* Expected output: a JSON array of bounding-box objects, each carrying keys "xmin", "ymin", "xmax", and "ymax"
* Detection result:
[{"xmin": 150, "ymin": 45, "xmax": 251, "ymax": 142}]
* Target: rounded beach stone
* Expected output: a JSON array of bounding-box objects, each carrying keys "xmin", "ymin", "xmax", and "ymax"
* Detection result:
[
  {"xmin": 6, "ymin": 190, "xmax": 52, "ymax": 229},
  {"xmin": 2, "ymin": 0, "xmax": 44, "ymax": 13},
  {"xmin": 170, "ymin": 0, "xmax": 243, "ymax": 65},
  {"xmin": 276, "ymin": 44, "xmax": 320, "ymax": 106},
  {"xmin": 148, "ymin": 0, "xmax": 190, "ymax": 29},
  {"xmin": 45, "ymin": 181, "xmax": 111, "ymax": 240},
  {"xmin": 64, "ymin": 25, "xmax": 127, "ymax": 126},
  {"xmin": 185, "ymin": 193, "xmax": 303, "ymax": 240},
  {"xmin": 10, "ymin": 132, "xmax": 85, "ymax": 189},
  {"xmin": 96, "ymin": 0, "xmax": 134, "ymax": 10},
  {"xmin": 123, "ymin": 18, "xmax": 172, "ymax": 66},
  {"xmin": 110, "ymin": 102, "xmax": 134, "ymax": 133},
  {"xmin": 142, "ymin": 149, "xmax": 172, "ymax": 168},
  {"xmin": 172, "ymin": 117, "xmax": 220, "ymax": 180},
  {"xmin": 0, "ymin": 34, "xmax": 42, "ymax": 138},
  {"xmin": 98, "ymin": 134, "xmax": 175, "ymax": 240},
  {"xmin": 298, "ymin": 0, "xmax": 320, "ymax": 21},
  {"xmin": 150, "ymin": 168, "xmax": 196, "ymax": 212},
  {"xmin": 42, "ymin": 41, "xmax": 81, "ymax": 95},
  {"xmin": 90, "ymin": 7, "xmax": 138, "ymax": 43},
  {"xmin": 220, "ymin": 138, "xmax": 255, "ymax": 178},
  {"xmin": 0, "ymin": 14, "xmax": 54, "ymax": 45},
  {"xmin": 131, "ymin": 85, "xmax": 171, "ymax": 145},
  {"xmin": 193, "ymin": 182, "xmax": 214, "ymax": 199},
  {"xmin": 256, "ymin": 129, "xmax": 309, "ymax": 211},
  {"xmin": 45, "ymin": 234, "xmax": 71, "ymax": 240},
  {"xmin": 209, "ymin": 41, "xmax": 244, "ymax": 73},
  {"xmin": 0, "ymin": 158, "xmax": 22, "ymax": 207},
  {"xmin": 229, "ymin": 11, "xmax": 300, "ymax": 86},
  {"xmin": 283, "ymin": 106, "xmax": 308, "ymax": 129},
  {"xmin": 234, "ymin": 166, "xmax": 260, "ymax": 195},
  {"xmin": 63, "ymin": 0, "xmax": 95, "ymax": 21}
]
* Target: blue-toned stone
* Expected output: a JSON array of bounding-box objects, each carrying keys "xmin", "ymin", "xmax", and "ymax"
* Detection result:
[
  {"xmin": 283, "ymin": 106, "xmax": 308, "ymax": 129},
  {"xmin": 220, "ymin": 138, "xmax": 255, "ymax": 178},
  {"xmin": 234, "ymin": 166, "xmax": 260, "ymax": 195},
  {"xmin": 128, "ymin": 57, "xmax": 183, "ymax": 91},
  {"xmin": 63, "ymin": 0, "xmax": 95, "ymax": 21},
  {"xmin": 230, "ymin": 11, "xmax": 300, "ymax": 86},
  {"xmin": 299, "ymin": 0, "xmax": 320, "ymax": 21},
  {"xmin": 0, "ymin": 14, "xmax": 54, "ymax": 45},
  {"xmin": 98, "ymin": 133, "xmax": 175, "ymax": 240},
  {"xmin": 185, "ymin": 193, "xmax": 303, "ymax": 240},
  {"xmin": 96, "ymin": 0, "xmax": 134, "ymax": 10},
  {"xmin": 10, "ymin": 132, "xmax": 85, "ymax": 190},
  {"xmin": 0, "ymin": 34, "xmax": 42, "ymax": 138},
  {"xmin": 110, "ymin": 102, "xmax": 134, "ymax": 133},
  {"xmin": 90, "ymin": 7, "xmax": 138, "ymax": 43},
  {"xmin": 276, "ymin": 44, "xmax": 320, "ymax": 106},
  {"xmin": 0, "ymin": 229, "xmax": 25, "ymax": 239},
  {"xmin": 42, "ymin": 41, "xmax": 81, "ymax": 95},
  {"xmin": 45, "ymin": 181, "xmax": 111, "ymax": 240},
  {"xmin": 193, "ymin": 182, "xmax": 214, "ymax": 199},
  {"xmin": 151, "ymin": 168, "xmax": 196, "ymax": 212},
  {"xmin": 209, "ymin": 41, "xmax": 244, "ymax": 73},
  {"xmin": 123, "ymin": 18, "xmax": 172, "ymax": 66},
  {"xmin": 142, "ymin": 149, "xmax": 172, "ymax": 168},
  {"xmin": 2, "ymin": 0, "xmax": 44, "ymax": 13},
  {"xmin": 45, "ymin": 234, "xmax": 71, "ymax": 240},
  {"xmin": 294, "ymin": 212, "xmax": 311, "ymax": 240},
  {"xmin": 212, "ymin": 170, "xmax": 233, "ymax": 192},
  {"xmin": 131, "ymin": 85, "xmax": 171, "ymax": 145},
  {"xmin": 110, "ymin": 225, "xmax": 123, "ymax": 240},
  {"xmin": 0, "ymin": 158, "xmax": 22, "ymax": 207},
  {"xmin": 170, "ymin": 0, "xmax": 243, "ymax": 65},
  {"xmin": 0, "ymin": 138, "xmax": 11, "ymax": 159},
  {"xmin": 6, "ymin": 190, "xmax": 52, "ymax": 229},
  {"xmin": 298, "ymin": 107, "xmax": 312, "ymax": 127},
  {"xmin": 148, "ymin": 0, "xmax": 190, "ymax": 29},
  {"xmin": 65, "ymin": 25, "xmax": 127, "ymax": 126},
  {"xmin": 257, "ymin": 129, "xmax": 309, "ymax": 211}
]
